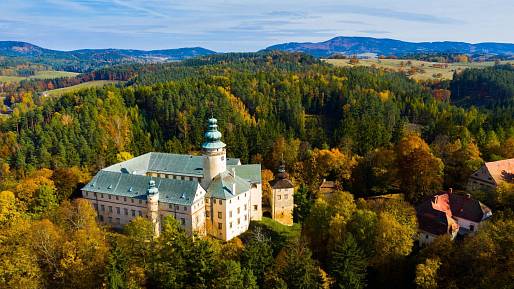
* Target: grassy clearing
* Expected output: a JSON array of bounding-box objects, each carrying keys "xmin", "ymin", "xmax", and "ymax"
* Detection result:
[
  {"xmin": 0, "ymin": 70, "xmax": 79, "ymax": 83},
  {"xmin": 253, "ymin": 217, "xmax": 301, "ymax": 240},
  {"xmin": 43, "ymin": 80, "xmax": 121, "ymax": 97},
  {"xmin": 324, "ymin": 58, "xmax": 513, "ymax": 81}
]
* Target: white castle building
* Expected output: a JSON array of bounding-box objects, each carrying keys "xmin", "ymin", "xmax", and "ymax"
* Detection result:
[{"xmin": 81, "ymin": 117, "xmax": 262, "ymax": 241}]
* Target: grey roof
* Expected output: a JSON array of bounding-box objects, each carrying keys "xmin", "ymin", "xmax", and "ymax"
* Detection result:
[
  {"xmin": 82, "ymin": 170, "xmax": 201, "ymax": 205},
  {"xmin": 103, "ymin": 152, "xmax": 240, "ymax": 176},
  {"xmin": 228, "ymin": 164, "xmax": 262, "ymax": 184},
  {"xmin": 207, "ymin": 170, "xmax": 251, "ymax": 200},
  {"xmin": 149, "ymin": 152, "xmax": 204, "ymax": 176},
  {"xmin": 270, "ymin": 178, "xmax": 294, "ymax": 189}
]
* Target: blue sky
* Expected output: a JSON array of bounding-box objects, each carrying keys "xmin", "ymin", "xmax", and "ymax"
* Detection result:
[{"xmin": 1, "ymin": 0, "xmax": 513, "ymax": 52}]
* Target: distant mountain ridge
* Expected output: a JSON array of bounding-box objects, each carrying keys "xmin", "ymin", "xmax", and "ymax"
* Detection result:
[
  {"xmin": 264, "ymin": 36, "xmax": 514, "ymax": 57},
  {"xmin": 0, "ymin": 41, "xmax": 215, "ymax": 60},
  {"xmin": 0, "ymin": 41, "xmax": 215, "ymax": 71}
]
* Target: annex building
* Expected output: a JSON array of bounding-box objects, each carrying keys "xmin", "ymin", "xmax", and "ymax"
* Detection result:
[
  {"xmin": 81, "ymin": 118, "xmax": 262, "ymax": 241},
  {"xmin": 467, "ymin": 158, "xmax": 514, "ymax": 192}
]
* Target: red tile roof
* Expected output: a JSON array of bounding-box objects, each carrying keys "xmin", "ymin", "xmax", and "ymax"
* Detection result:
[
  {"xmin": 484, "ymin": 158, "xmax": 514, "ymax": 185},
  {"xmin": 417, "ymin": 191, "xmax": 492, "ymax": 236}
]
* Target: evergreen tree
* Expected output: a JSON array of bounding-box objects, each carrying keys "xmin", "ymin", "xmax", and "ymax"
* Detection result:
[{"xmin": 329, "ymin": 234, "xmax": 367, "ymax": 289}]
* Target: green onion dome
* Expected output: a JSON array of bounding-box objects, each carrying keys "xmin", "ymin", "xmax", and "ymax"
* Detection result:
[{"xmin": 202, "ymin": 118, "xmax": 226, "ymax": 150}]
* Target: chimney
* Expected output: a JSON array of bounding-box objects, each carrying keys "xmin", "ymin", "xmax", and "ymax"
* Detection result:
[{"xmin": 232, "ymin": 183, "xmax": 236, "ymax": 195}]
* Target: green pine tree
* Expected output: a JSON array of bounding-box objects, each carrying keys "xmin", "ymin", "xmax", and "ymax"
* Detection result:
[{"xmin": 329, "ymin": 234, "xmax": 367, "ymax": 289}]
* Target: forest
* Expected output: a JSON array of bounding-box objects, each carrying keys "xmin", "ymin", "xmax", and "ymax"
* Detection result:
[{"xmin": 0, "ymin": 51, "xmax": 513, "ymax": 289}]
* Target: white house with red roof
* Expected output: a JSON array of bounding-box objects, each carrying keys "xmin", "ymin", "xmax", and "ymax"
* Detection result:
[{"xmin": 416, "ymin": 189, "xmax": 492, "ymax": 245}]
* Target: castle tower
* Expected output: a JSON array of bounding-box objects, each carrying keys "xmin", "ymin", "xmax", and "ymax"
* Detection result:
[
  {"xmin": 146, "ymin": 179, "xmax": 160, "ymax": 237},
  {"xmin": 201, "ymin": 117, "xmax": 227, "ymax": 189},
  {"xmin": 270, "ymin": 163, "xmax": 295, "ymax": 225}
]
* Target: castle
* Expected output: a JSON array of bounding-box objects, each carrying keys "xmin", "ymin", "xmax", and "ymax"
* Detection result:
[{"xmin": 81, "ymin": 117, "xmax": 263, "ymax": 241}]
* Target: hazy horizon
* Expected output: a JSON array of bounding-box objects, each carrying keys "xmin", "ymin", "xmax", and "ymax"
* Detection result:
[{"xmin": 1, "ymin": 0, "xmax": 513, "ymax": 52}]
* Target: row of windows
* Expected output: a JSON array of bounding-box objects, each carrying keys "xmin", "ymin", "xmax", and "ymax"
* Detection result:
[
  {"xmin": 216, "ymin": 214, "xmax": 249, "ymax": 230},
  {"xmin": 86, "ymin": 191, "xmax": 195, "ymax": 213},
  {"xmin": 149, "ymin": 172, "xmax": 201, "ymax": 182},
  {"xmin": 208, "ymin": 193, "xmax": 249, "ymax": 206},
  {"xmin": 95, "ymin": 203, "xmax": 143, "ymax": 217},
  {"xmin": 276, "ymin": 194, "xmax": 289, "ymax": 200},
  {"xmin": 85, "ymin": 192, "xmax": 146, "ymax": 205},
  {"xmin": 99, "ymin": 215, "xmax": 121, "ymax": 224},
  {"xmin": 167, "ymin": 204, "xmax": 188, "ymax": 211},
  {"xmin": 217, "ymin": 204, "xmax": 248, "ymax": 219}
]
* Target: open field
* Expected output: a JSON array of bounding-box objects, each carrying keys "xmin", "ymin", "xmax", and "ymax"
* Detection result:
[
  {"xmin": 42, "ymin": 80, "xmax": 121, "ymax": 97},
  {"xmin": 252, "ymin": 217, "xmax": 301, "ymax": 240},
  {"xmin": 324, "ymin": 58, "xmax": 513, "ymax": 80},
  {"xmin": 0, "ymin": 70, "xmax": 79, "ymax": 83}
]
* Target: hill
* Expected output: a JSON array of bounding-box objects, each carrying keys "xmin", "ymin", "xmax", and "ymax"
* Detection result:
[
  {"xmin": 450, "ymin": 64, "xmax": 514, "ymax": 106},
  {"xmin": 265, "ymin": 36, "xmax": 514, "ymax": 57},
  {"xmin": 0, "ymin": 41, "xmax": 215, "ymax": 72},
  {"xmin": 325, "ymin": 58, "xmax": 513, "ymax": 81}
]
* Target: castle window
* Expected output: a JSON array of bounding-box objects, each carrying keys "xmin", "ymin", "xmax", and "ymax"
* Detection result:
[
  {"xmin": 99, "ymin": 215, "xmax": 104, "ymax": 222},
  {"xmin": 219, "ymin": 200, "xmax": 223, "ymax": 205},
  {"xmin": 116, "ymin": 207, "xmax": 120, "ymax": 214},
  {"xmin": 101, "ymin": 205, "xmax": 105, "ymax": 212},
  {"xmin": 139, "ymin": 200, "xmax": 142, "ymax": 205},
  {"xmin": 94, "ymin": 192, "xmax": 97, "ymax": 197},
  {"xmin": 116, "ymin": 196, "xmax": 119, "ymax": 200},
  {"xmin": 206, "ymin": 211, "xmax": 210, "ymax": 218},
  {"xmin": 108, "ymin": 195, "xmax": 111, "ymax": 200},
  {"xmin": 138, "ymin": 211, "xmax": 142, "ymax": 216},
  {"xmin": 124, "ymin": 208, "xmax": 128, "ymax": 215},
  {"xmin": 218, "ymin": 212, "xmax": 222, "ymax": 219},
  {"xmin": 94, "ymin": 203, "xmax": 98, "ymax": 210},
  {"xmin": 116, "ymin": 218, "xmax": 120, "ymax": 224},
  {"xmin": 254, "ymin": 205, "xmax": 258, "ymax": 211},
  {"xmin": 278, "ymin": 195, "xmax": 281, "ymax": 200},
  {"xmin": 229, "ymin": 211, "xmax": 232, "ymax": 218},
  {"xmin": 181, "ymin": 218, "xmax": 185, "ymax": 225},
  {"xmin": 101, "ymin": 193, "xmax": 104, "ymax": 198},
  {"xmin": 230, "ymin": 222, "xmax": 232, "ymax": 228},
  {"xmin": 237, "ymin": 207, "xmax": 240, "ymax": 214},
  {"xmin": 175, "ymin": 205, "xmax": 179, "ymax": 210},
  {"xmin": 245, "ymin": 215, "xmax": 247, "ymax": 221},
  {"xmin": 237, "ymin": 218, "xmax": 240, "ymax": 225},
  {"xmin": 184, "ymin": 206, "xmax": 187, "ymax": 211},
  {"xmin": 108, "ymin": 217, "xmax": 112, "ymax": 223},
  {"xmin": 218, "ymin": 223, "xmax": 222, "ymax": 230},
  {"xmin": 124, "ymin": 197, "xmax": 127, "ymax": 202},
  {"xmin": 108, "ymin": 206, "xmax": 112, "ymax": 213},
  {"xmin": 131, "ymin": 210, "xmax": 135, "ymax": 217},
  {"xmin": 244, "ymin": 204, "xmax": 247, "ymax": 211}
]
